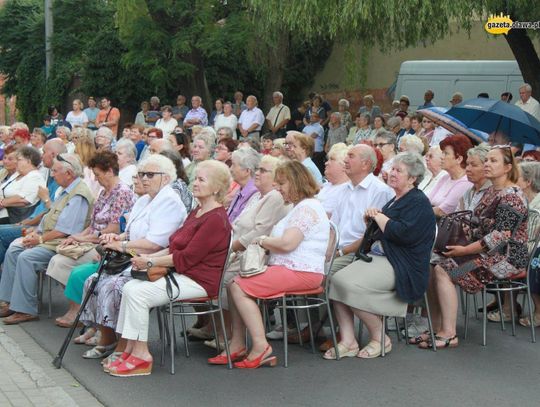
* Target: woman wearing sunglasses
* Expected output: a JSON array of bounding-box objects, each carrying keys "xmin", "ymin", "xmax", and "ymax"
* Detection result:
[
  {"xmin": 65, "ymin": 155, "xmax": 187, "ymax": 360},
  {"xmin": 425, "ymin": 145, "xmax": 529, "ymax": 349}
]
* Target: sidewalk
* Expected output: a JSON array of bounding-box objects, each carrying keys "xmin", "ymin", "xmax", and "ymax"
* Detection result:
[{"xmin": 0, "ymin": 324, "xmax": 102, "ymax": 407}]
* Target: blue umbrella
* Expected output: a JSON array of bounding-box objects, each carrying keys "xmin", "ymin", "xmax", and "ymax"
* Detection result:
[
  {"xmin": 418, "ymin": 107, "xmax": 487, "ymax": 144},
  {"xmin": 446, "ymin": 98, "xmax": 540, "ymax": 145}
]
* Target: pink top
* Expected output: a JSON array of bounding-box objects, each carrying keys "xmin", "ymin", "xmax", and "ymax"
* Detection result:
[{"xmin": 428, "ymin": 173, "xmax": 472, "ymax": 215}]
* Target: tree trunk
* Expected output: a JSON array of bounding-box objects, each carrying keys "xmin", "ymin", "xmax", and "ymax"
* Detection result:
[
  {"xmin": 186, "ymin": 49, "xmax": 213, "ymax": 113},
  {"xmin": 505, "ymin": 26, "xmax": 540, "ymax": 100},
  {"xmin": 262, "ymin": 31, "xmax": 290, "ymax": 112}
]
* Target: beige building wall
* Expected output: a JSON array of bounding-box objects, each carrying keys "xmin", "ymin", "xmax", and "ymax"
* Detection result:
[{"xmin": 311, "ymin": 21, "xmax": 540, "ymax": 111}]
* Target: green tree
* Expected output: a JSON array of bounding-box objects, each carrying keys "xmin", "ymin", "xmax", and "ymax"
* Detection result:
[{"xmin": 247, "ymin": 0, "xmax": 540, "ymax": 98}]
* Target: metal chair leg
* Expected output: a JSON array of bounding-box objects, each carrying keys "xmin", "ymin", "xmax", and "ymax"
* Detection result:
[
  {"xmin": 305, "ymin": 298, "xmax": 315, "ymax": 354},
  {"xmin": 326, "ymin": 300, "xmax": 340, "ymax": 360},
  {"xmin": 47, "ymin": 275, "xmax": 52, "ymax": 318},
  {"xmin": 509, "ymin": 290, "xmax": 516, "ymax": 336},
  {"xmin": 180, "ymin": 312, "xmax": 189, "ymax": 357},
  {"xmin": 526, "ymin": 284, "xmax": 536, "ymax": 343},
  {"xmin": 293, "ymin": 302, "xmax": 302, "ymax": 347},
  {"xmin": 459, "ymin": 288, "xmax": 466, "ymax": 315},
  {"xmin": 168, "ymin": 301, "xmax": 175, "ymax": 374},
  {"xmin": 464, "ymin": 292, "xmax": 469, "ymax": 339},
  {"xmin": 496, "ymin": 287, "xmax": 505, "ymax": 331},
  {"xmin": 424, "ymin": 293, "xmax": 436, "ymax": 352},
  {"xmin": 282, "ymin": 296, "xmax": 288, "ymax": 368},
  {"xmin": 380, "ymin": 316, "xmax": 386, "ymax": 357},
  {"xmin": 403, "ymin": 317, "xmax": 409, "ymax": 344},
  {"xmin": 394, "ymin": 317, "xmax": 402, "ymax": 342},
  {"xmin": 473, "ymin": 293, "xmax": 479, "ymax": 320},
  {"xmin": 218, "ymin": 308, "xmax": 232, "ymax": 369},
  {"xmin": 482, "ymin": 287, "xmax": 487, "ymax": 346},
  {"xmin": 210, "ymin": 311, "xmax": 219, "ymax": 354},
  {"xmin": 156, "ymin": 307, "xmax": 165, "ymax": 366}
]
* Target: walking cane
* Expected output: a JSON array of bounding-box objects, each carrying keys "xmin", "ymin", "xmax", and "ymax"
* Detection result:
[{"xmin": 52, "ymin": 246, "xmax": 112, "ymax": 369}]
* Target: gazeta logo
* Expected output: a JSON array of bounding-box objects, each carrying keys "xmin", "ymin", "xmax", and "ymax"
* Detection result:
[{"xmin": 485, "ymin": 13, "xmax": 513, "ymax": 35}]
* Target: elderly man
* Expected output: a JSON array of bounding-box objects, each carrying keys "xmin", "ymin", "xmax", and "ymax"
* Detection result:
[
  {"xmin": 449, "ymin": 92, "xmax": 463, "ymax": 107},
  {"xmin": 302, "ymin": 111, "xmax": 325, "ymax": 172},
  {"xmin": 266, "ymin": 91, "xmax": 291, "ymax": 139},
  {"xmin": 238, "ymin": 95, "xmax": 265, "ymax": 142},
  {"xmin": 515, "ymin": 83, "xmax": 540, "ymax": 152},
  {"xmin": 418, "ymin": 90, "xmax": 435, "ymax": 110},
  {"xmin": 0, "ymin": 154, "xmax": 94, "ymax": 324},
  {"xmin": 148, "ymin": 138, "xmax": 175, "ymax": 155},
  {"xmin": 95, "ymin": 126, "xmax": 114, "ymax": 151},
  {"xmin": 95, "ymin": 97, "xmax": 121, "ymax": 138},
  {"xmin": 183, "ymin": 96, "xmax": 208, "ymax": 129}
]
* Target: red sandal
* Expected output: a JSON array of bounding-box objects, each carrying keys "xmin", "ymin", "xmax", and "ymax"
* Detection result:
[
  {"xmin": 208, "ymin": 348, "xmax": 247, "ymax": 365},
  {"xmin": 108, "ymin": 355, "xmax": 152, "ymax": 377}
]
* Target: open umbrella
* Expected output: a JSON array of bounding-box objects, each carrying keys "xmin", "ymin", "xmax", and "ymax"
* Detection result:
[
  {"xmin": 418, "ymin": 107, "xmax": 487, "ymax": 144},
  {"xmin": 446, "ymin": 98, "xmax": 540, "ymax": 145}
]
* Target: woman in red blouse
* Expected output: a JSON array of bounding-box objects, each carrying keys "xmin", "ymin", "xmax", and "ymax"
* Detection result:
[{"xmin": 107, "ymin": 160, "xmax": 232, "ymax": 377}]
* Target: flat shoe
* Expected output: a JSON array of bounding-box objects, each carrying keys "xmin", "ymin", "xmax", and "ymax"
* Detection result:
[
  {"xmin": 74, "ymin": 327, "xmax": 96, "ymax": 345},
  {"xmin": 187, "ymin": 327, "xmax": 213, "ymax": 340},
  {"xmin": 519, "ymin": 316, "xmax": 540, "ymax": 327},
  {"xmin": 204, "ymin": 339, "xmax": 224, "ymax": 351},
  {"xmin": 82, "ymin": 343, "xmax": 117, "ymax": 359},
  {"xmin": 55, "ymin": 319, "xmax": 83, "ymax": 329},
  {"xmin": 3, "ymin": 312, "xmax": 38, "ymax": 325},
  {"xmin": 357, "ymin": 340, "xmax": 392, "ymax": 359},
  {"xmin": 322, "ymin": 342, "xmax": 359, "ymax": 360},
  {"xmin": 487, "ymin": 310, "xmax": 515, "ymax": 323},
  {"xmin": 418, "ymin": 335, "xmax": 458, "ymax": 350}
]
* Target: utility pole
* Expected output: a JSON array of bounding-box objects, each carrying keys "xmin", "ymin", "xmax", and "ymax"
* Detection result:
[{"xmin": 44, "ymin": 0, "xmax": 53, "ymax": 79}]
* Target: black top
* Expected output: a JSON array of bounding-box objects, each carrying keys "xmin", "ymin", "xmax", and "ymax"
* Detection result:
[{"xmin": 381, "ymin": 188, "xmax": 436, "ymax": 302}]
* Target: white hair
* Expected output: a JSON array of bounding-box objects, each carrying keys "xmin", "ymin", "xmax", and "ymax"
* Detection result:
[
  {"xmin": 231, "ymin": 146, "xmax": 261, "ymax": 175},
  {"xmin": 96, "ymin": 126, "xmax": 113, "ymax": 141},
  {"xmin": 520, "ymin": 83, "xmax": 532, "ymax": 92},
  {"xmin": 138, "ymin": 154, "xmax": 177, "ymax": 184},
  {"xmin": 115, "ymin": 139, "xmax": 137, "ymax": 161}
]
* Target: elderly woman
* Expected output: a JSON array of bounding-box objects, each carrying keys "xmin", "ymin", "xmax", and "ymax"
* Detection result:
[
  {"xmin": 66, "ymin": 99, "xmax": 89, "ymax": 129},
  {"xmin": 47, "ymin": 151, "xmax": 136, "ymax": 327},
  {"xmin": 209, "ymin": 161, "xmax": 329, "ymax": 368},
  {"xmin": 422, "ymin": 116, "xmax": 436, "ymax": 144},
  {"xmin": 373, "ymin": 115, "xmax": 386, "ymax": 136},
  {"xmin": 518, "ymin": 162, "xmax": 540, "ymax": 327},
  {"xmin": 337, "ymin": 99, "xmax": 353, "ymax": 130},
  {"xmin": 458, "ymin": 144, "xmax": 492, "ymax": 211},
  {"xmin": 270, "ymin": 138, "xmax": 287, "ymax": 158},
  {"xmin": 12, "ymin": 129, "xmax": 31, "ymax": 149},
  {"xmin": 195, "ymin": 155, "xmax": 291, "ymax": 348},
  {"xmin": 428, "ymin": 135, "xmax": 473, "ymax": 217},
  {"xmin": 214, "ymin": 138, "xmax": 238, "ymax": 167},
  {"xmin": 0, "ymin": 146, "xmax": 18, "ymax": 183},
  {"xmin": 374, "ymin": 131, "xmax": 397, "ymax": 182},
  {"xmin": 74, "ymin": 155, "xmax": 187, "ymax": 358},
  {"xmin": 317, "ymin": 143, "xmax": 350, "ymax": 217},
  {"xmin": 325, "ymin": 112, "xmax": 348, "ymax": 152},
  {"xmin": 115, "ymin": 139, "xmax": 138, "ymax": 187},
  {"xmin": 228, "ymin": 147, "xmax": 260, "ymax": 223},
  {"xmin": 418, "ymin": 146, "xmax": 446, "ymax": 195},
  {"xmin": 0, "ymin": 147, "xmax": 45, "ymax": 225},
  {"xmin": 285, "ymin": 131, "xmax": 323, "ymax": 184},
  {"xmin": 214, "ymin": 103, "xmax": 238, "ymax": 135},
  {"xmin": 56, "ymin": 126, "xmax": 75, "ymax": 154},
  {"xmin": 351, "ymin": 113, "xmax": 374, "ymax": 145},
  {"xmin": 134, "ymin": 101, "xmax": 149, "ymax": 127},
  {"xmin": 185, "ymin": 132, "xmax": 214, "ymax": 185},
  {"xmin": 358, "ymin": 95, "xmax": 381, "ymax": 122},
  {"xmin": 105, "ymin": 160, "xmax": 232, "ymax": 377},
  {"xmin": 410, "ymin": 114, "xmax": 424, "ymax": 137},
  {"xmin": 155, "ymin": 105, "xmax": 178, "ymax": 137},
  {"xmin": 399, "ymin": 134, "xmax": 424, "ymax": 155},
  {"xmin": 425, "ymin": 146, "xmax": 528, "ymax": 349},
  {"xmin": 324, "ymin": 153, "xmax": 436, "ymax": 359}
]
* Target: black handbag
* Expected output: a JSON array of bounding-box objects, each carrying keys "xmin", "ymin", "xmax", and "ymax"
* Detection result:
[
  {"xmin": 103, "ymin": 250, "xmax": 133, "ymax": 275},
  {"xmin": 354, "ymin": 219, "xmax": 381, "ymax": 262},
  {"xmin": 434, "ymin": 210, "xmax": 472, "ymax": 254}
]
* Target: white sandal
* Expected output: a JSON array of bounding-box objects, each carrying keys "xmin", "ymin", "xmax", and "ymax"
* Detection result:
[{"xmin": 82, "ymin": 342, "xmax": 117, "ymax": 359}]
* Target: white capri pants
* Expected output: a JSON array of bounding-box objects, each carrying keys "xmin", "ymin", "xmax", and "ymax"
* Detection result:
[{"xmin": 116, "ymin": 273, "xmax": 207, "ymax": 342}]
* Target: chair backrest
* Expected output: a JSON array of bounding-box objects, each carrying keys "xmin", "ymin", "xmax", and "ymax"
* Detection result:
[
  {"xmin": 527, "ymin": 208, "xmax": 540, "ymax": 256},
  {"xmin": 324, "ymin": 221, "xmax": 340, "ymax": 276},
  {"xmin": 216, "ymin": 230, "xmax": 234, "ymax": 306}
]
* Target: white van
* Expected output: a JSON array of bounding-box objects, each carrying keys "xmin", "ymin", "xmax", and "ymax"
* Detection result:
[{"xmin": 394, "ymin": 60, "xmax": 524, "ymax": 108}]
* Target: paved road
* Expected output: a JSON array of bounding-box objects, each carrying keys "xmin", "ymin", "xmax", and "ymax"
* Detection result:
[{"xmin": 18, "ymin": 284, "xmax": 540, "ymax": 407}]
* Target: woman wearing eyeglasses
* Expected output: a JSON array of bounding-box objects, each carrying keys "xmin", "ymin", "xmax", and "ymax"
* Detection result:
[
  {"xmin": 68, "ymin": 155, "xmax": 187, "ymax": 359},
  {"xmin": 424, "ymin": 145, "xmax": 528, "ymax": 349},
  {"xmin": 374, "ymin": 132, "xmax": 397, "ymax": 182}
]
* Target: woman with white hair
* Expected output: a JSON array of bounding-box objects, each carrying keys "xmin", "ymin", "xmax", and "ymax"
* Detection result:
[
  {"xmin": 56, "ymin": 126, "xmax": 75, "ymax": 153},
  {"xmin": 337, "ymin": 99, "xmax": 353, "ymax": 130},
  {"xmin": 399, "ymin": 134, "xmax": 425, "ymax": 155},
  {"xmin": 75, "ymin": 154, "xmax": 187, "ymax": 360},
  {"xmin": 418, "ymin": 146, "xmax": 446, "ymax": 195},
  {"xmin": 115, "ymin": 139, "xmax": 138, "ymax": 187},
  {"xmin": 185, "ymin": 132, "xmax": 215, "ymax": 185},
  {"xmin": 108, "ymin": 160, "xmax": 233, "ymax": 377},
  {"xmin": 227, "ymin": 147, "xmax": 261, "ymax": 223},
  {"xmin": 317, "ymin": 143, "xmax": 350, "ymax": 217}
]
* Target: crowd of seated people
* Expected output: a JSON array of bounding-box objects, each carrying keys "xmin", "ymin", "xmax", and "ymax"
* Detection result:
[{"xmin": 0, "ymin": 86, "xmax": 539, "ymax": 379}]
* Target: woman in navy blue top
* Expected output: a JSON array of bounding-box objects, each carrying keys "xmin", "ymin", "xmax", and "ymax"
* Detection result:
[{"xmin": 325, "ymin": 152, "xmax": 436, "ymax": 360}]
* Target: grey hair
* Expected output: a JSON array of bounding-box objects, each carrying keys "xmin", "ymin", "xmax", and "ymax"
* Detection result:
[
  {"xmin": 56, "ymin": 126, "xmax": 71, "ymax": 140},
  {"xmin": 246, "ymin": 95, "xmax": 258, "ymax": 105},
  {"xmin": 199, "ymin": 126, "xmax": 217, "ymax": 143},
  {"xmin": 55, "ymin": 153, "xmax": 83, "ymax": 177},
  {"xmin": 338, "ymin": 99, "xmax": 350, "ymax": 108},
  {"xmin": 399, "ymin": 134, "xmax": 424, "ymax": 155},
  {"xmin": 393, "ymin": 152, "xmax": 426, "ymax": 187},
  {"xmin": 331, "ymin": 112, "xmax": 341, "ymax": 119},
  {"xmin": 150, "ymin": 96, "xmax": 160, "ymax": 104},
  {"xmin": 520, "ymin": 83, "xmax": 532, "ymax": 92},
  {"xmin": 138, "ymin": 154, "xmax": 177, "ymax": 184},
  {"xmin": 11, "ymin": 122, "xmax": 29, "ymax": 131},
  {"xmin": 519, "ymin": 161, "xmax": 540, "ymax": 193},
  {"xmin": 231, "ymin": 146, "xmax": 261, "ymax": 176},
  {"xmin": 467, "ymin": 143, "xmax": 490, "ymax": 162},
  {"xmin": 96, "ymin": 126, "xmax": 113, "ymax": 141},
  {"xmin": 355, "ymin": 144, "xmax": 378, "ymax": 173},
  {"xmin": 273, "ymin": 91, "xmax": 284, "ymax": 100},
  {"xmin": 376, "ymin": 131, "xmax": 397, "ymax": 147},
  {"xmin": 115, "ymin": 139, "xmax": 137, "ymax": 162},
  {"xmin": 216, "ymin": 127, "xmax": 234, "ymax": 139},
  {"xmin": 46, "ymin": 138, "xmax": 68, "ymax": 154},
  {"xmin": 194, "ymin": 132, "xmax": 216, "ymax": 155}
]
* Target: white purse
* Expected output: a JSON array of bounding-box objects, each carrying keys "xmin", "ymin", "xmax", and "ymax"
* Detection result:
[{"xmin": 239, "ymin": 243, "xmax": 268, "ymax": 278}]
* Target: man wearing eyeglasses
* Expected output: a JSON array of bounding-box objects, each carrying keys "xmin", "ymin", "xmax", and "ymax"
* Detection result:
[{"xmin": 0, "ymin": 153, "xmax": 94, "ymax": 324}]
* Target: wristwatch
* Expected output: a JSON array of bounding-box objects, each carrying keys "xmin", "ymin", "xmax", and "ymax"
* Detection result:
[
  {"xmin": 337, "ymin": 248, "xmax": 344, "ymax": 257},
  {"xmin": 146, "ymin": 258, "xmax": 154, "ymax": 269}
]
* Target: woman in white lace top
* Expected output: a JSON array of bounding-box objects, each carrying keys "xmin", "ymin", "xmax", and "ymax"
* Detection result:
[{"xmin": 208, "ymin": 160, "xmax": 330, "ymax": 368}]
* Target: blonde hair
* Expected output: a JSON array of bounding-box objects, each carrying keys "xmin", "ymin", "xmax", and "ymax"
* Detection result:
[
  {"xmin": 274, "ymin": 160, "xmax": 319, "ymax": 204},
  {"xmin": 74, "ymin": 130, "xmax": 97, "ymax": 166},
  {"xmin": 259, "ymin": 154, "xmax": 282, "ymax": 177},
  {"xmin": 327, "ymin": 143, "xmax": 349, "ymax": 165},
  {"xmin": 290, "ymin": 131, "xmax": 315, "ymax": 156},
  {"xmin": 191, "ymin": 125, "xmax": 204, "ymax": 137},
  {"xmin": 399, "ymin": 134, "xmax": 425, "ymax": 155},
  {"xmin": 196, "ymin": 160, "xmax": 232, "ymax": 204}
]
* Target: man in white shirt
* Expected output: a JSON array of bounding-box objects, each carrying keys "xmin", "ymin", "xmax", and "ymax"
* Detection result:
[
  {"xmin": 266, "ymin": 91, "xmax": 291, "ymax": 139},
  {"xmin": 515, "ymin": 83, "xmax": 540, "ymax": 152},
  {"xmin": 238, "ymin": 95, "xmax": 265, "ymax": 142},
  {"xmin": 330, "ymin": 144, "xmax": 395, "ymax": 272}
]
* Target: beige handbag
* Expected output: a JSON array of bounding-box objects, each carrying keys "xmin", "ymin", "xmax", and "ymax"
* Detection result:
[
  {"xmin": 239, "ymin": 243, "xmax": 268, "ymax": 278},
  {"xmin": 56, "ymin": 242, "xmax": 96, "ymax": 260}
]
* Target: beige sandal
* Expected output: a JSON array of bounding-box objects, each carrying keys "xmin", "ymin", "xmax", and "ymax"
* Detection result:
[
  {"xmin": 322, "ymin": 342, "xmax": 359, "ymax": 360},
  {"xmin": 357, "ymin": 340, "xmax": 392, "ymax": 359}
]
